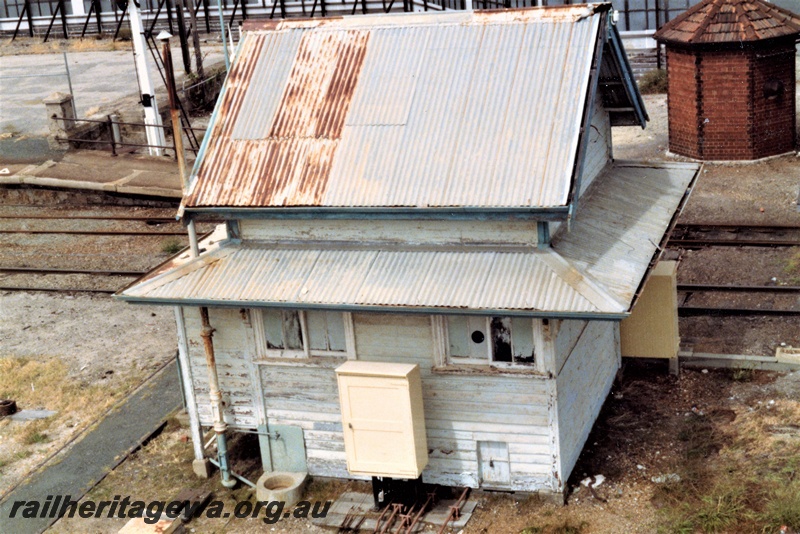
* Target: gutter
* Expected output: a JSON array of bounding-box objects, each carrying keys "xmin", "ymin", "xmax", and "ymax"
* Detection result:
[
  {"xmin": 183, "ymin": 206, "xmax": 571, "ymax": 222},
  {"xmin": 116, "ymin": 296, "xmax": 630, "ymax": 321}
]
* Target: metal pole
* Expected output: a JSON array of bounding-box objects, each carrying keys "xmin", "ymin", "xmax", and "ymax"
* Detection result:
[
  {"xmin": 218, "ymin": 0, "xmax": 229, "ymax": 71},
  {"xmin": 63, "ymin": 52, "xmax": 75, "ymax": 111},
  {"xmin": 199, "ymin": 307, "xmax": 236, "ymax": 489},
  {"xmin": 174, "ymin": 0, "xmax": 191, "ymax": 74},
  {"xmin": 129, "ymin": 0, "xmax": 166, "ymax": 156},
  {"xmin": 159, "ymin": 32, "xmax": 189, "ymax": 190}
]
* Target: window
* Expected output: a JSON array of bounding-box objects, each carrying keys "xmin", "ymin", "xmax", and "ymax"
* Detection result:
[
  {"xmin": 255, "ymin": 309, "xmax": 352, "ymax": 359},
  {"xmin": 446, "ymin": 316, "xmax": 535, "ymax": 365}
]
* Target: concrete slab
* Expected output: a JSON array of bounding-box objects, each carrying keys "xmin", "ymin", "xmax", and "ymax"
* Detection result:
[
  {"xmin": 0, "ymin": 149, "xmax": 183, "ymax": 199},
  {"xmin": 8, "ymin": 409, "xmax": 58, "ymax": 421},
  {"xmin": 0, "ymin": 48, "xmax": 224, "ymax": 138},
  {"xmin": 0, "ymin": 361, "xmax": 183, "ymax": 534}
]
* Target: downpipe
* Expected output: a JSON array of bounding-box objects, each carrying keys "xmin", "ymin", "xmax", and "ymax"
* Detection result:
[{"xmin": 199, "ymin": 306, "xmax": 236, "ymax": 488}]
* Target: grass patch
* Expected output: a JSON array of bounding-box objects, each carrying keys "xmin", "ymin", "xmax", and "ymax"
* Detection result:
[
  {"xmin": 0, "ymin": 357, "xmax": 114, "ymax": 445},
  {"xmin": 654, "ymin": 399, "xmax": 800, "ymax": 533},
  {"xmin": 784, "ymin": 247, "xmax": 800, "ymax": 284},
  {"xmin": 161, "ymin": 239, "xmax": 183, "ymax": 255},
  {"xmin": 638, "ymin": 69, "xmax": 667, "ymax": 94},
  {"xmin": 730, "ymin": 367, "xmax": 755, "ymax": 382},
  {"xmin": 522, "ymin": 520, "xmax": 589, "ymax": 534}
]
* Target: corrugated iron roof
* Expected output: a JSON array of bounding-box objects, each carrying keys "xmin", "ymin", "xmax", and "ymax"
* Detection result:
[
  {"xmin": 120, "ymin": 162, "xmax": 699, "ymax": 316},
  {"xmin": 653, "ymin": 0, "xmax": 800, "ymax": 45},
  {"xmin": 185, "ymin": 6, "xmax": 614, "ymax": 210},
  {"xmin": 552, "ymin": 161, "xmax": 699, "ymax": 306}
]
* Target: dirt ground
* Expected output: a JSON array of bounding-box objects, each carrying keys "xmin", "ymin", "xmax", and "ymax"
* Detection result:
[{"xmin": 45, "ymin": 363, "xmax": 800, "ymax": 534}]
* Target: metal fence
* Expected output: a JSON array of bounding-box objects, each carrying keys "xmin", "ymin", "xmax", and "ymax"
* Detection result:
[{"xmin": 54, "ymin": 114, "xmax": 206, "ymax": 157}]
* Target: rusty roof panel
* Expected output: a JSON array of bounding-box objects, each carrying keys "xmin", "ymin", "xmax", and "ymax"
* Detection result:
[
  {"xmin": 187, "ymin": 7, "xmax": 610, "ymax": 209},
  {"xmin": 269, "ymin": 30, "xmax": 370, "ymax": 139},
  {"xmin": 231, "ymin": 31, "xmax": 302, "ymax": 140}
]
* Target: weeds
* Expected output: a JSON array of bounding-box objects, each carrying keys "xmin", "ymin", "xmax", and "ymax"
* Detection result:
[
  {"xmin": 638, "ymin": 69, "xmax": 667, "ymax": 94},
  {"xmin": 731, "ymin": 367, "xmax": 755, "ymax": 382},
  {"xmin": 784, "ymin": 248, "xmax": 800, "ymax": 284},
  {"xmin": 161, "ymin": 239, "xmax": 183, "ymax": 255},
  {"xmin": 522, "ymin": 521, "xmax": 588, "ymax": 534}
]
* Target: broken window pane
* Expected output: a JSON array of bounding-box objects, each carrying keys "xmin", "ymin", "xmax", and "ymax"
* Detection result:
[
  {"xmin": 263, "ymin": 310, "xmax": 285, "ymax": 349},
  {"xmin": 490, "ymin": 317, "xmax": 512, "ymax": 362},
  {"xmin": 283, "ymin": 311, "xmax": 303, "ymax": 350},
  {"xmin": 512, "ymin": 318, "xmax": 535, "ymax": 363}
]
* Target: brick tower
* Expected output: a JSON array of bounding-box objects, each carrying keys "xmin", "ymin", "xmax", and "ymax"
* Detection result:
[{"xmin": 654, "ymin": 0, "xmax": 800, "ymax": 160}]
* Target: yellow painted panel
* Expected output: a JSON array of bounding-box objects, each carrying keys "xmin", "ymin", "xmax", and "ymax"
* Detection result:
[
  {"xmin": 620, "ymin": 261, "xmax": 679, "ymax": 359},
  {"xmin": 336, "ymin": 362, "xmax": 428, "ymax": 478}
]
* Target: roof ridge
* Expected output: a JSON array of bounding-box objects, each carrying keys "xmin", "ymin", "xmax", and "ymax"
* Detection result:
[
  {"xmin": 537, "ymin": 249, "xmax": 626, "ymax": 313},
  {"xmin": 690, "ymin": 0, "xmax": 726, "ymax": 43}
]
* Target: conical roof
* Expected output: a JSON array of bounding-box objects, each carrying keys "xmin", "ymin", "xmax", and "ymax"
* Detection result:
[{"xmin": 653, "ymin": 0, "xmax": 800, "ymax": 45}]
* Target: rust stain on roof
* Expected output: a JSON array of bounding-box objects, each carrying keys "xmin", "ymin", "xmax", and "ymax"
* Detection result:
[
  {"xmin": 654, "ymin": 0, "xmax": 800, "ymax": 44},
  {"xmin": 188, "ymin": 30, "xmax": 369, "ymax": 207}
]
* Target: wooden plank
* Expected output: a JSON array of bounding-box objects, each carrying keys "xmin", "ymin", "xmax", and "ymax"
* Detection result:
[{"xmin": 240, "ymin": 218, "xmax": 540, "ymax": 246}]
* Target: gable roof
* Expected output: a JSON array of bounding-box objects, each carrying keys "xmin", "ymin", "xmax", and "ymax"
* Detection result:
[
  {"xmin": 653, "ymin": 0, "xmax": 800, "ymax": 45},
  {"xmin": 184, "ymin": 5, "xmax": 646, "ymax": 213}
]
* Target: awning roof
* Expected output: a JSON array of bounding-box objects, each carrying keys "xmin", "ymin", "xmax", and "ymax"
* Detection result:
[{"xmin": 119, "ymin": 162, "xmax": 698, "ymax": 318}]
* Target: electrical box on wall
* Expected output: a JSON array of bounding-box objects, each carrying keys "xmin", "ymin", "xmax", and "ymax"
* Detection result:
[
  {"xmin": 620, "ymin": 260, "xmax": 680, "ymax": 370},
  {"xmin": 335, "ymin": 361, "xmax": 428, "ymax": 479}
]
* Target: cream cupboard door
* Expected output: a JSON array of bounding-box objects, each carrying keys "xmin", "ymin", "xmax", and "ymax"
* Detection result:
[
  {"xmin": 336, "ymin": 361, "xmax": 427, "ymax": 478},
  {"xmin": 340, "ymin": 378, "xmax": 416, "ymax": 476}
]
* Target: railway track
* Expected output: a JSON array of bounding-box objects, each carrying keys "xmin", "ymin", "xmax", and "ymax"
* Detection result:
[
  {"xmin": 0, "ymin": 230, "xmax": 189, "ymax": 236},
  {"xmin": 677, "ymin": 283, "xmax": 800, "ymax": 316},
  {"xmin": 669, "ymin": 223, "xmax": 800, "ymax": 248}
]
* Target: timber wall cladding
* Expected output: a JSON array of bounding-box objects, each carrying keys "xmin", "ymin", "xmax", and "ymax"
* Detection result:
[
  {"xmin": 580, "ymin": 92, "xmax": 613, "ymax": 198},
  {"xmin": 556, "ymin": 321, "xmax": 620, "ymax": 483},
  {"xmin": 353, "ymin": 313, "xmax": 555, "ymax": 491},
  {"xmin": 183, "ymin": 307, "xmax": 259, "ymax": 427},
  {"xmin": 182, "ymin": 309, "xmax": 560, "ymax": 490}
]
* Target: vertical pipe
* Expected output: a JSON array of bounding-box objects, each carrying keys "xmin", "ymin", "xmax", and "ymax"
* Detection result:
[
  {"xmin": 199, "ymin": 307, "xmax": 236, "ymax": 488},
  {"xmin": 218, "ymin": 0, "xmax": 229, "ymax": 71},
  {"xmin": 175, "ymin": 307, "xmax": 205, "ymax": 462},
  {"xmin": 63, "ymin": 52, "xmax": 75, "ymax": 110},
  {"xmin": 187, "ymin": 219, "xmax": 200, "ymax": 257}
]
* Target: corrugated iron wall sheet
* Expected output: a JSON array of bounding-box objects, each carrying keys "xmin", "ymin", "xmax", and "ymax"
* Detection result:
[{"xmin": 187, "ymin": 9, "xmax": 601, "ymax": 209}]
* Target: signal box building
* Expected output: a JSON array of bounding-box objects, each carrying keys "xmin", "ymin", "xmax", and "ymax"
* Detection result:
[{"xmin": 119, "ymin": 5, "xmax": 699, "ymax": 498}]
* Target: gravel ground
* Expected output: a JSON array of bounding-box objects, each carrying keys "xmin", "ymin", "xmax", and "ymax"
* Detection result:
[{"xmin": 0, "ymin": 291, "xmax": 177, "ymax": 496}]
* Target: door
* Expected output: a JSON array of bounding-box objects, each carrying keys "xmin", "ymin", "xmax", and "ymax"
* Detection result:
[{"xmin": 478, "ymin": 441, "xmax": 510, "ymax": 487}]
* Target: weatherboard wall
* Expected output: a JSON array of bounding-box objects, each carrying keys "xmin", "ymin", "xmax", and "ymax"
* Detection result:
[
  {"xmin": 180, "ymin": 307, "xmax": 570, "ymax": 492},
  {"xmin": 555, "ymin": 320, "xmax": 620, "ymax": 484}
]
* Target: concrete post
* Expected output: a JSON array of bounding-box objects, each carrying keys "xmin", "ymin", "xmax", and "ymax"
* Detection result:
[{"xmin": 43, "ymin": 92, "xmax": 76, "ymax": 150}]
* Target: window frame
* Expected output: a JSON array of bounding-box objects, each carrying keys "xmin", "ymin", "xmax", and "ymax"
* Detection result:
[
  {"xmin": 252, "ymin": 309, "xmax": 356, "ymax": 360},
  {"xmin": 433, "ymin": 315, "xmax": 538, "ymax": 369}
]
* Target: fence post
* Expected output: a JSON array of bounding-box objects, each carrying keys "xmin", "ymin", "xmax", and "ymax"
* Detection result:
[
  {"xmin": 43, "ymin": 92, "xmax": 76, "ymax": 150},
  {"xmin": 106, "ymin": 115, "xmax": 119, "ymax": 156}
]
